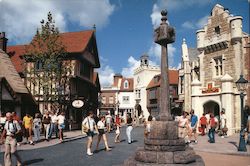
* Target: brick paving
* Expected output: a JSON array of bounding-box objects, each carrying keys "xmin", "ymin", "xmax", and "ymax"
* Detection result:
[{"xmin": 189, "ymin": 133, "xmax": 250, "ymax": 156}]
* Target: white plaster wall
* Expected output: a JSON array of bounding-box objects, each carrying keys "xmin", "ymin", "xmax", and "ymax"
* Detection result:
[
  {"xmin": 133, "ymin": 66, "xmax": 160, "ymax": 119},
  {"xmin": 118, "ymin": 91, "xmax": 135, "ymax": 109}
]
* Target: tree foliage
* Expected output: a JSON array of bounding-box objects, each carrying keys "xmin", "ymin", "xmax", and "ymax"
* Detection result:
[{"xmin": 25, "ymin": 12, "xmax": 71, "ymax": 107}]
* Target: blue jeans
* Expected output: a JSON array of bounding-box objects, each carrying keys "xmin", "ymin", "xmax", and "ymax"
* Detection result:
[
  {"xmin": 208, "ymin": 128, "xmax": 215, "ymax": 143},
  {"xmin": 49, "ymin": 123, "xmax": 58, "ymax": 138}
]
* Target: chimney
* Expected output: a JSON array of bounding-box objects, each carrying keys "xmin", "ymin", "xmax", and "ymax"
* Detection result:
[
  {"xmin": 113, "ymin": 73, "xmax": 122, "ymax": 87},
  {"xmin": 0, "ymin": 32, "xmax": 8, "ymax": 52}
]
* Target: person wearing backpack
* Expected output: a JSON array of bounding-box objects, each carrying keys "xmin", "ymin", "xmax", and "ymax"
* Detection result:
[
  {"xmin": 208, "ymin": 113, "xmax": 217, "ymax": 143},
  {"xmin": 82, "ymin": 111, "xmax": 99, "ymax": 156},
  {"xmin": 0, "ymin": 112, "xmax": 23, "ymax": 166}
]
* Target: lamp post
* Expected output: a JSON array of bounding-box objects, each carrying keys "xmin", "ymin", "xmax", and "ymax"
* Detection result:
[
  {"xmin": 235, "ymin": 74, "xmax": 248, "ymax": 151},
  {"xmin": 115, "ymin": 101, "xmax": 120, "ymax": 116}
]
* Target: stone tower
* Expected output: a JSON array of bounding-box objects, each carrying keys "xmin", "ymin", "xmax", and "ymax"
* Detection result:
[
  {"xmin": 182, "ymin": 39, "xmax": 192, "ymax": 112},
  {"xmin": 140, "ymin": 54, "xmax": 149, "ymax": 67}
]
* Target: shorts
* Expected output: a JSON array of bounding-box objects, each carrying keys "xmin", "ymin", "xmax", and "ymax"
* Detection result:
[
  {"xmin": 87, "ymin": 131, "xmax": 95, "ymax": 137},
  {"xmin": 58, "ymin": 124, "xmax": 65, "ymax": 130},
  {"xmin": 115, "ymin": 129, "xmax": 120, "ymax": 134},
  {"xmin": 24, "ymin": 127, "xmax": 32, "ymax": 137},
  {"xmin": 98, "ymin": 129, "xmax": 105, "ymax": 135},
  {"xmin": 192, "ymin": 127, "xmax": 197, "ymax": 133}
]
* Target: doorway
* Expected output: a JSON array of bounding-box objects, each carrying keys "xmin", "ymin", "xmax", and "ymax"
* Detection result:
[{"xmin": 203, "ymin": 100, "xmax": 220, "ymax": 118}]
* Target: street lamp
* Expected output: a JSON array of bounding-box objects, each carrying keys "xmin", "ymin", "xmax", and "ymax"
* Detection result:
[
  {"xmin": 235, "ymin": 74, "xmax": 248, "ymax": 152},
  {"xmin": 116, "ymin": 101, "xmax": 120, "ymax": 115}
]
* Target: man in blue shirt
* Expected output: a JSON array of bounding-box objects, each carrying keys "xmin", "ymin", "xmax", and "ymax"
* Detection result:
[{"xmin": 188, "ymin": 109, "xmax": 198, "ymax": 144}]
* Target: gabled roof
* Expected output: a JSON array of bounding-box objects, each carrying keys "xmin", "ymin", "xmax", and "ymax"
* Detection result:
[
  {"xmin": 7, "ymin": 45, "xmax": 27, "ymax": 74},
  {"xmin": 120, "ymin": 78, "xmax": 134, "ymax": 92},
  {"xmin": 147, "ymin": 70, "xmax": 179, "ymax": 89},
  {"xmin": 59, "ymin": 30, "xmax": 94, "ymax": 53},
  {"xmin": 0, "ymin": 49, "xmax": 28, "ymax": 93},
  {"xmin": 7, "ymin": 30, "xmax": 100, "ymax": 73},
  {"xmin": 93, "ymin": 72, "xmax": 101, "ymax": 92},
  {"xmin": 0, "ymin": 77, "xmax": 16, "ymax": 99}
]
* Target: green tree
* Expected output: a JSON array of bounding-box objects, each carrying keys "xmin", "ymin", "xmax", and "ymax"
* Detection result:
[{"xmin": 25, "ymin": 12, "xmax": 71, "ymax": 110}]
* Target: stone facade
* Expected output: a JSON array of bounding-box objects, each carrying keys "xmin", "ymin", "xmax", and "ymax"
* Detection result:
[{"xmin": 179, "ymin": 4, "xmax": 250, "ymax": 135}]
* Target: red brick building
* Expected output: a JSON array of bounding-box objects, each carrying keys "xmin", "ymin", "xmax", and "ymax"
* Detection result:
[{"xmin": 146, "ymin": 70, "xmax": 179, "ymax": 117}]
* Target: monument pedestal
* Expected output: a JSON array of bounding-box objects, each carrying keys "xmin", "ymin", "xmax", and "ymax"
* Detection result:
[{"xmin": 123, "ymin": 121, "xmax": 205, "ymax": 166}]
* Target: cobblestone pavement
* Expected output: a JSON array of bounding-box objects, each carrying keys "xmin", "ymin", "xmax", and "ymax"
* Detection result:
[{"xmin": 0, "ymin": 126, "xmax": 249, "ymax": 166}]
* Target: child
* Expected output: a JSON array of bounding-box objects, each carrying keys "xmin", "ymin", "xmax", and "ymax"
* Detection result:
[{"xmin": 115, "ymin": 115, "xmax": 121, "ymax": 143}]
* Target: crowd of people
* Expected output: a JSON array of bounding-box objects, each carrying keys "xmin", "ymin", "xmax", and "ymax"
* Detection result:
[
  {"xmin": 0, "ymin": 110, "xmax": 66, "ymax": 166},
  {"xmin": 82, "ymin": 111, "xmax": 137, "ymax": 156},
  {"xmin": 0, "ymin": 107, "xmax": 249, "ymax": 165},
  {"xmin": 176, "ymin": 107, "xmax": 250, "ymax": 144},
  {"xmin": 176, "ymin": 109, "xmax": 227, "ymax": 144}
]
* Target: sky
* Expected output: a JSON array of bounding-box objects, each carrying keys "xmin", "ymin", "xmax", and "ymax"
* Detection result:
[{"xmin": 0, "ymin": 0, "xmax": 249, "ymax": 86}]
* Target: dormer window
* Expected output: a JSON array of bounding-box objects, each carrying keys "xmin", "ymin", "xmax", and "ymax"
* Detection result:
[
  {"xmin": 215, "ymin": 26, "xmax": 220, "ymax": 35},
  {"xmin": 124, "ymin": 80, "xmax": 129, "ymax": 89}
]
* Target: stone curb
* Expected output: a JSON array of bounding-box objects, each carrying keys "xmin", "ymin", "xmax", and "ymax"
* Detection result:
[{"xmin": 194, "ymin": 148, "xmax": 250, "ymax": 157}]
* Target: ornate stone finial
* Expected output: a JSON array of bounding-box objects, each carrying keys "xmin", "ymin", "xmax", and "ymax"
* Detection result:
[
  {"xmin": 93, "ymin": 24, "xmax": 96, "ymax": 30},
  {"xmin": 183, "ymin": 38, "xmax": 186, "ymax": 44},
  {"xmin": 161, "ymin": 9, "xmax": 168, "ymax": 22}
]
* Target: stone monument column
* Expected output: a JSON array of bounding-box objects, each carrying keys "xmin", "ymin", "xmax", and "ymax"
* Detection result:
[{"xmin": 123, "ymin": 10, "xmax": 204, "ymax": 166}]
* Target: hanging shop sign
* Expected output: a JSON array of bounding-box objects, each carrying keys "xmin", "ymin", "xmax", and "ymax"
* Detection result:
[{"xmin": 72, "ymin": 99, "xmax": 84, "ymax": 108}]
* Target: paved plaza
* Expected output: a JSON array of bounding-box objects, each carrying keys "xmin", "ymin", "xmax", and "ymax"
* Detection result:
[{"xmin": 0, "ymin": 126, "xmax": 250, "ymax": 166}]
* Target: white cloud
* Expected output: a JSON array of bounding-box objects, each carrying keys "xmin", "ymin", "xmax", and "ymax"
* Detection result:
[
  {"xmin": 182, "ymin": 21, "xmax": 195, "ymax": 29},
  {"xmin": 121, "ymin": 56, "xmax": 140, "ymax": 77},
  {"xmin": 0, "ymin": 0, "xmax": 115, "ymax": 44},
  {"xmin": 148, "ymin": 42, "xmax": 176, "ymax": 67},
  {"xmin": 150, "ymin": 4, "xmax": 162, "ymax": 29},
  {"xmin": 196, "ymin": 15, "xmax": 209, "ymax": 28},
  {"xmin": 182, "ymin": 15, "xmax": 208, "ymax": 30},
  {"xmin": 98, "ymin": 65, "xmax": 115, "ymax": 87}
]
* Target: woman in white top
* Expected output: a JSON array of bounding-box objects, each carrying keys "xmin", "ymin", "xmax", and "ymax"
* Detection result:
[
  {"xmin": 82, "ymin": 111, "xmax": 98, "ymax": 156},
  {"xmin": 144, "ymin": 115, "xmax": 153, "ymax": 137},
  {"xmin": 96, "ymin": 116, "xmax": 111, "ymax": 152},
  {"xmin": 178, "ymin": 112, "xmax": 188, "ymax": 139},
  {"xmin": 57, "ymin": 112, "xmax": 65, "ymax": 142}
]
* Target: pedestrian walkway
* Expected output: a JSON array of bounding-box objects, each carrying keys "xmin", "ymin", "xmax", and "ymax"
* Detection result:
[
  {"xmin": 0, "ymin": 130, "xmax": 86, "ymax": 152},
  {"xmin": 190, "ymin": 134, "xmax": 250, "ymax": 156}
]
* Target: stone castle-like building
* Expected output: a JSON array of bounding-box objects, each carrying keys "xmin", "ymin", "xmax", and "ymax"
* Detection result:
[{"xmin": 179, "ymin": 4, "xmax": 250, "ymax": 135}]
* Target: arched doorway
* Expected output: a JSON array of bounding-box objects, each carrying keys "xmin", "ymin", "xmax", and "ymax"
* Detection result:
[{"xmin": 203, "ymin": 101, "xmax": 220, "ymax": 118}]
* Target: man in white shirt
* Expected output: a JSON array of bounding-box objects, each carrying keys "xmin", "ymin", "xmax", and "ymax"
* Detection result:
[
  {"xmin": 105, "ymin": 112, "xmax": 112, "ymax": 132},
  {"xmin": 205, "ymin": 111, "xmax": 211, "ymax": 133},
  {"xmin": 1, "ymin": 112, "xmax": 23, "ymax": 166},
  {"xmin": 82, "ymin": 111, "xmax": 98, "ymax": 156}
]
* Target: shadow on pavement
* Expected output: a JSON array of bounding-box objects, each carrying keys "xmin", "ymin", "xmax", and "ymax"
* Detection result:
[
  {"xmin": 228, "ymin": 141, "xmax": 238, "ymax": 149},
  {"xmin": 131, "ymin": 140, "xmax": 138, "ymax": 143},
  {"xmin": 23, "ymin": 158, "xmax": 44, "ymax": 165},
  {"xmin": 120, "ymin": 139, "xmax": 126, "ymax": 143}
]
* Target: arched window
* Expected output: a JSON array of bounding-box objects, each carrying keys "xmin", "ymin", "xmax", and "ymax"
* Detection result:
[{"xmin": 124, "ymin": 80, "xmax": 129, "ymax": 89}]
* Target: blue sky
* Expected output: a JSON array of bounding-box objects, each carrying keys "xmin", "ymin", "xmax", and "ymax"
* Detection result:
[{"xmin": 0, "ymin": 0, "xmax": 249, "ymax": 86}]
